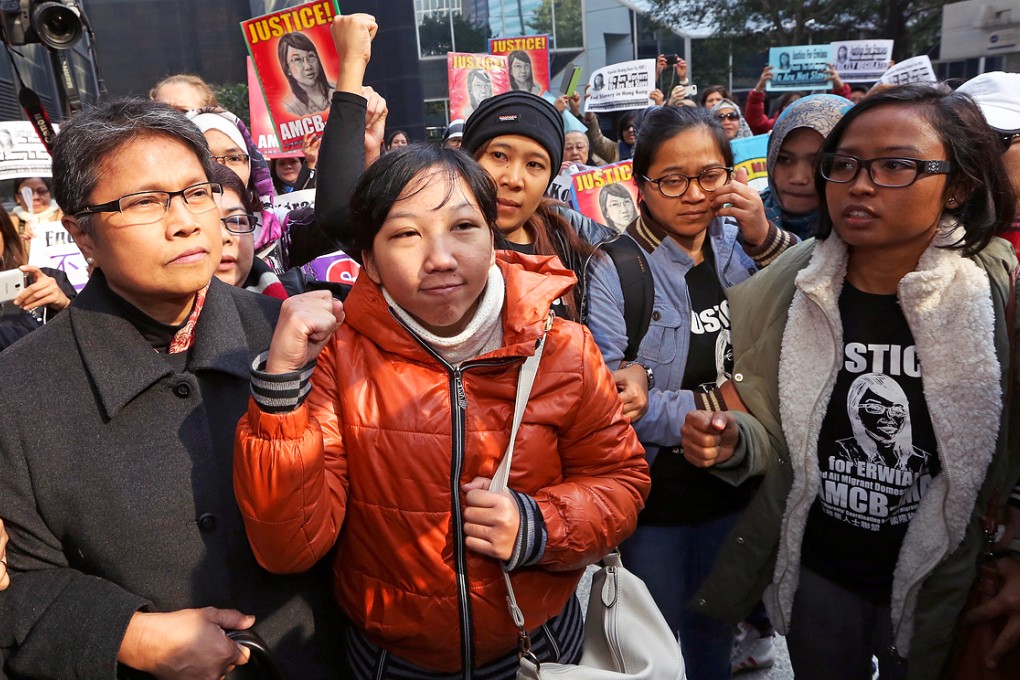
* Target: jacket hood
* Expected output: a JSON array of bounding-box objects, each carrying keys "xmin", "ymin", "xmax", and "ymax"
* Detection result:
[{"xmin": 343, "ymin": 251, "xmax": 577, "ymax": 363}]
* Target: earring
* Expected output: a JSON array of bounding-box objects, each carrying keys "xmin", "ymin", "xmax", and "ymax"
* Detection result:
[
  {"xmin": 948, "ymin": 197, "xmax": 957, "ymax": 206},
  {"xmin": 85, "ymin": 256, "xmax": 94, "ymax": 264}
]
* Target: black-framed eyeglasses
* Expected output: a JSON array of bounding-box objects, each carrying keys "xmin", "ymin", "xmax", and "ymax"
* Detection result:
[
  {"xmin": 74, "ymin": 182, "xmax": 223, "ymax": 225},
  {"xmin": 642, "ymin": 166, "xmax": 733, "ymax": 198},
  {"xmin": 211, "ymin": 153, "xmax": 250, "ymax": 166},
  {"xmin": 999, "ymin": 132, "xmax": 1020, "ymax": 152},
  {"xmin": 819, "ymin": 154, "xmax": 954, "ymax": 188},
  {"xmin": 220, "ymin": 213, "xmax": 259, "ymax": 234},
  {"xmin": 716, "ymin": 112, "xmax": 740, "ymax": 121}
]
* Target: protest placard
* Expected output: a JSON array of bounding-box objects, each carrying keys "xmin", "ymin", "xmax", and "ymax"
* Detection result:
[
  {"xmin": 447, "ymin": 52, "xmax": 510, "ymax": 120},
  {"xmin": 547, "ymin": 166, "xmax": 589, "ymax": 209},
  {"xmin": 489, "ymin": 35, "xmax": 550, "ymax": 97},
  {"xmin": 272, "ymin": 188, "xmax": 315, "ymax": 218},
  {"xmin": 300, "ymin": 250, "xmax": 361, "ymax": 285},
  {"xmin": 730, "ymin": 135, "xmax": 769, "ymax": 193},
  {"xmin": 242, "ymin": 0, "xmax": 340, "ymax": 154},
  {"xmin": 832, "ymin": 40, "xmax": 893, "ymax": 83},
  {"xmin": 27, "ymin": 221, "xmax": 88, "ymax": 291},
  {"xmin": 570, "ymin": 160, "xmax": 638, "ymax": 233},
  {"xmin": 0, "ymin": 121, "xmax": 53, "ymax": 181},
  {"xmin": 767, "ymin": 45, "xmax": 833, "ymax": 92},
  {"xmin": 247, "ymin": 57, "xmax": 299, "ymax": 158},
  {"xmin": 584, "ymin": 60, "xmax": 656, "ymax": 113},
  {"xmin": 877, "ymin": 56, "xmax": 937, "ymax": 86}
]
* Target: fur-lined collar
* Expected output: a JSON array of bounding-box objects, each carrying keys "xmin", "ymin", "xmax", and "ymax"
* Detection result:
[{"xmin": 765, "ymin": 227, "xmax": 1002, "ymax": 654}]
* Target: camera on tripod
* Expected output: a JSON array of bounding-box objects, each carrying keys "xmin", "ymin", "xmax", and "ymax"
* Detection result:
[{"xmin": 0, "ymin": 0, "xmax": 84, "ymax": 50}]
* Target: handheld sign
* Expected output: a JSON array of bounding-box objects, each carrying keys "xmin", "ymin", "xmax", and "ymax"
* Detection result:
[
  {"xmin": 584, "ymin": 60, "xmax": 656, "ymax": 113},
  {"xmin": 489, "ymin": 35, "xmax": 550, "ymax": 97},
  {"xmin": 447, "ymin": 52, "xmax": 510, "ymax": 120},
  {"xmin": 878, "ymin": 56, "xmax": 937, "ymax": 86},
  {"xmin": 767, "ymin": 45, "xmax": 834, "ymax": 92},
  {"xmin": 831, "ymin": 40, "xmax": 894, "ymax": 83},
  {"xmin": 242, "ymin": 0, "xmax": 341, "ymax": 153},
  {"xmin": 570, "ymin": 160, "xmax": 639, "ymax": 233},
  {"xmin": 730, "ymin": 135, "xmax": 769, "ymax": 193}
]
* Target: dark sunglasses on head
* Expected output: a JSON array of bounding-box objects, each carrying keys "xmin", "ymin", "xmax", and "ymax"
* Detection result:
[{"xmin": 716, "ymin": 112, "xmax": 740, "ymax": 122}]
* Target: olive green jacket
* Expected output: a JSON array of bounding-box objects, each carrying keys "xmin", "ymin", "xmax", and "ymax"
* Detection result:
[{"xmin": 692, "ymin": 230, "xmax": 1020, "ymax": 679}]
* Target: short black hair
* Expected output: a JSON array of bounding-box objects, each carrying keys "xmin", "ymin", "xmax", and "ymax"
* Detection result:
[
  {"xmin": 51, "ymin": 99, "xmax": 213, "ymax": 235},
  {"xmin": 632, "ymin": 106, "xmax": 733, "ymax": 183},
  {"xmin": 209, "ymin": 162, "xmax": 261, "ymax": 215},
  {"xmin": 347, "ymin": 144, "xmax": 498, "ymax": 262},
  {"xmin": 814, "ymin": 82, "xmax": 1016, "ymax": 256}
]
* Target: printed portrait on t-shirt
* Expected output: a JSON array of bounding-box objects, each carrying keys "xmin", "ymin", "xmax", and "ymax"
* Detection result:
[{"xmin": 836, "ymin": 373, "xmax": 934, "ymax": 473}]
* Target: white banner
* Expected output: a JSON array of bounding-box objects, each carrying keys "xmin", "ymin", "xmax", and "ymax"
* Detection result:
[
  {"xmin": 832, "ymin": 40, "xmax": 894, "ymax": 83},
  {"xmin": 271, "ymin": 188, "xmax": 315, "ymax": 221},
  {"xmin": 584, "ymin": 59, "xmax": 656, "ymax": 113},
  {"xmin": 877, "ymin": 56, "xmax": 937, "ymax": 86},
  {"xmin": 0, "ymin": 121, "xmax": 53, "ymax": 182}
]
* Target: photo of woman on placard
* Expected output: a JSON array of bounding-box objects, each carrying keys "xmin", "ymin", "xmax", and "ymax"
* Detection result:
[
  {"xmin": 508, "ymin": 50, "xmax": 544, "ymax": 96},
  {"xmin": 279, "ymin": 32, "xmax": 334, "ymax": 117}
]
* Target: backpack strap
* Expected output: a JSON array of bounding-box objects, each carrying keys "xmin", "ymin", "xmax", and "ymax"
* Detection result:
[{"xmin": 600, "ymin": 235, "xmax": 654, "ymax": 362}]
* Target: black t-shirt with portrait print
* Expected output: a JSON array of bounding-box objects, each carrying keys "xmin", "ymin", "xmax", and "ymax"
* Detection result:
[
  {"xmin": 641, "ymin": 242, "xmax": 755, "ymax": 526},
  {"xmin": 801, "ymin": 282, "xmax": 941, "ymax": 603}
]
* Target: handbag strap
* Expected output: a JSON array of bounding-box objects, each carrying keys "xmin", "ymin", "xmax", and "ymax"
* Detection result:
[{"xmin": 490, "ymin": 313, "xmax": 552, "ymax": 666}]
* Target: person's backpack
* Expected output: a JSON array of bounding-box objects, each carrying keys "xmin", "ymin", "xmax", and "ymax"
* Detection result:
[{"xmin": 586, "ymin": 235, "xmax": 654, "ymax": 362}]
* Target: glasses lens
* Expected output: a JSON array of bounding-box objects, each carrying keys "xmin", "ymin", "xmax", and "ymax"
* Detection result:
[
  {"xmin": 698, "ymin": 168, "xmax": 731, "ymax": 192},
  {"xmin": 657, "ymin": 175, "xmax": 690, "ymax": 197},
  {"xmin": 869, "ymin": 158, "xmax": 919, "ymax": 188},
  {"xmin": 223, "ymin": 214, "xmax": 256, "ymax": 233},
  {"xmin": 717, "ymin": 113, "xmax": 739, "ymax": 121},
  {"xmin": 183, "ymin": 183, "xmax": 222, "ymax": 215},
  {"xmin": 119, "ymin": 191, "xmax": 171, "ymax": 224},
  {"xmin": 821, "ymin": 154, "xmax": 859, "ymax": 183}
]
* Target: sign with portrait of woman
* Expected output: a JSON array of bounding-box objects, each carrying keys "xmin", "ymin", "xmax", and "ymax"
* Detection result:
[
  {"xmin": 488, "ymin": 35, "xmax": 550, "ymax": 97},
  {"xmin": 242, "ymin": 0, "xmax": 340, "ymax": 153},
  {"xmin": 447, "ymin": 53, "xmax": 510, "ymax": 121},
  {"xmin": 570, "ymin": 160, "xmax": 639, "ymax": 233}
]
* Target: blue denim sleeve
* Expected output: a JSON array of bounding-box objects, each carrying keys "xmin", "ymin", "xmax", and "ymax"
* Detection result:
[{"xmin": 585, "ymin": 253, "xmax": 698, "ymax": 448}]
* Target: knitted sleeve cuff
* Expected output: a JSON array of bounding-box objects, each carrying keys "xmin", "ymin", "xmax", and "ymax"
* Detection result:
[
  {"xmin": 250, "ymin": 351, "xmax": 317, "ymax": 413},
  {"xmin": 693, "ymin": 387, "xmax": 728, "ymax": 412},
  {"xmin": 503, "ymin": 490, "xmax": 548, "ymax": 571},
  {"xmin": 742, "ymin": 222, "xmax": 798, "ymax": 268},
  {"xmin": 1008, "ymin": 482, "xmax": 1020, "ymax": 509}
]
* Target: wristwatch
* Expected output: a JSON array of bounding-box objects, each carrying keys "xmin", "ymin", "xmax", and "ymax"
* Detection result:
[{"xmin": 624, "ymin": 361, "xmax": 655, "ymax": 390}]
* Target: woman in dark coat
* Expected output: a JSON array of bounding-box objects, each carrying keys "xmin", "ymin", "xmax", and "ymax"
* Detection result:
[{"xmin": 0, "ymin": 99, "xmax": 346, "ymax": 680}]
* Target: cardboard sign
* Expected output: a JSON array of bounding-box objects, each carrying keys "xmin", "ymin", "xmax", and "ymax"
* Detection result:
[
  {"xmin": 247, "ymin": 57, "xmax": 300, "ymax": 159},
  {"xmin": 242, "ymin": 0, "xmax": 340, "ymax": 153},
  {"xmin": 489, "ymin": 35, "xmax": 550, "ymax": 97},
  {"xmin": 730, "ymin": 135, "xmax": 769, "ymax": 193},
  {"xmin": 570, "ymin": 160, "xmax": 638, "ymax": 233},
  {"xmin": 447, "ymin": 52, "xmax": 510, "ymax": 120},
  {"xmin": 0, "ymin": 121, "xmax": 54, "ymax": 181},
  {"xmin": 831, "ymin": 40, "xmax": 894, "ymax": 83},
  {"xmin": 768, "ymin": 45, "xmax": 834, "ymax": 92},
  {"xmin": 878, "ymin": 56, "xmax": 937, "ymax": 86},
  {"xmin": 27, "ymin": 220, "xmax": 89, "ymax": 292},
  {"xmin": 584, "ymin": 60, "xmax": 656, "ymax": 113}
]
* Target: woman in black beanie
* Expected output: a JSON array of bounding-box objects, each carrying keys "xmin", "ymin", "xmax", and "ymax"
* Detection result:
[{"xmin": 461, "ymin": 91, "xmax": 614, "ymax": 321}]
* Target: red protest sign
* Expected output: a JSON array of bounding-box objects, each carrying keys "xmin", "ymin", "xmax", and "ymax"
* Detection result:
[
  {"xmin": 242, "ymin": 0, "xmax": 339, "ymax": 153},
  {"xmin": 488, "ymin": 35, "xmax": 550, "ymax": 97},
  {"xmin": 447, "ymin": 52, "xmax": 510, "ymax": 121},
  {"xmin": 570, "ymin": 160, "xmax": 639, "ymax": 233}
]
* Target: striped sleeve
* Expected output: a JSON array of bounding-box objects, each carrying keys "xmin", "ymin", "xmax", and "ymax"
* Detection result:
[
  {"xmin": 249, "ymin": 351, "xmax": 317, "ymax": 414},
  {"xmin": 1009, "ymin": 481, "xmax": 1020, "ymax": 509},
  {"xmin": 742, "ymin": 222, "xmax": 798, "ymax": 269},
  {"xmin": 503, "ymin": 490, "xmax": 548, "ymax": 571}
]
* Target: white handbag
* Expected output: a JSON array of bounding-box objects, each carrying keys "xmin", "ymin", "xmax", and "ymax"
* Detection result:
[{"xmin": 489, "ymin": 320, "xmax": 686, "ymax": 680}]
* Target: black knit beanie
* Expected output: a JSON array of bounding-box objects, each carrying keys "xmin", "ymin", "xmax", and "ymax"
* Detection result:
[{"xmin": 462, "ymin": 91, "xmax": 564, "ymax": 187}]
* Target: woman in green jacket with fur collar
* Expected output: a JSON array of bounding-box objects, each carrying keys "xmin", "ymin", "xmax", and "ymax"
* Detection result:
[{"xmin": 682, "ymin": 83, "xmax": 1020, "ymax": 680}]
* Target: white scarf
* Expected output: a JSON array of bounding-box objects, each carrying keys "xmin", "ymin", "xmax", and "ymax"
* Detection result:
[{"xmin": 384, "ymin": 264, "xmax": 505, "ymax": 366}]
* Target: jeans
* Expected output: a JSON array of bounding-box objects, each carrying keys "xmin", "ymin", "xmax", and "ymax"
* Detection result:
[
  {"xmin": 621, "ymin": 512, "xmax": 741, "ymax": 680},
  {"xmin": 786, "ymin": 565, "xmax": 909, "ymax": 680}
]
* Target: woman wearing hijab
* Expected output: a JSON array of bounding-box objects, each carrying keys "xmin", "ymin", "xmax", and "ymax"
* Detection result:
[
  {"xmin": 760, "ymin": 94, "xmax": 851, "ymax": 240},
  {"xmin": 712, "ymin": 98, "xmax": 754, "ymax": 141}
]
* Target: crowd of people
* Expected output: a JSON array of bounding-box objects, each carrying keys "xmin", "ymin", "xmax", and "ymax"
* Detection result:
[{"xmin": 0, "ymin": 11, "xmax": 1019, "ymax": 680}]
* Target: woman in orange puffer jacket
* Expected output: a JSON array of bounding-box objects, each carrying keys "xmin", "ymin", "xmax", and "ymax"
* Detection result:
[{"xmin": 234, "ymin": 144, "xmax": 650, "ymax": 679}]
